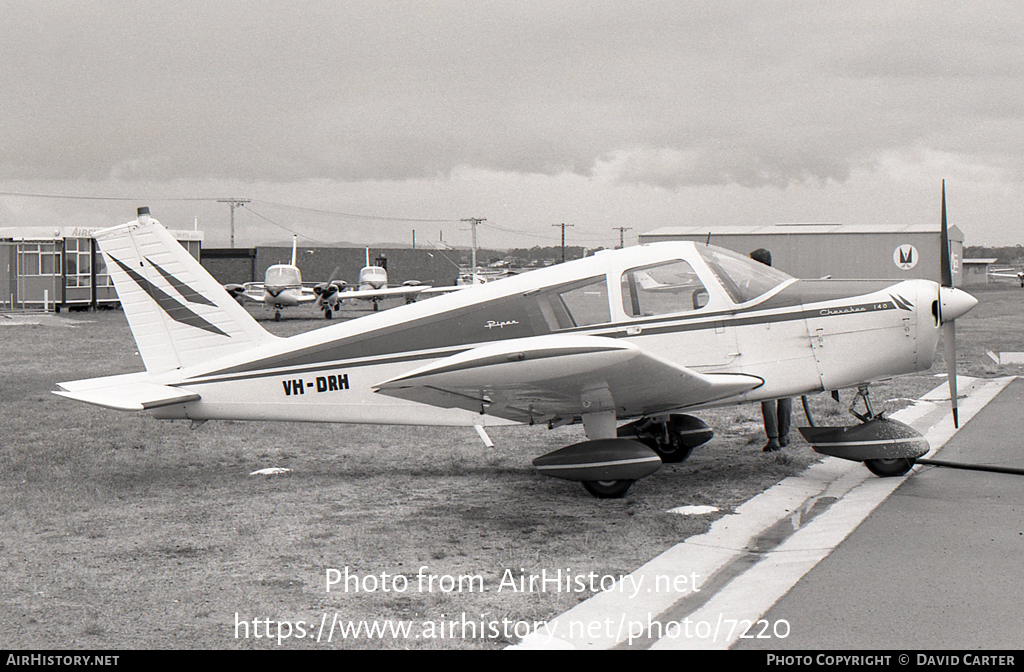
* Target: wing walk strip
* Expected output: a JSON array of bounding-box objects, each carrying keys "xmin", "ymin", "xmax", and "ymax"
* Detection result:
[{"xmin": 512, "ymin": 376, "xmax": 1013, "ymax": 651}]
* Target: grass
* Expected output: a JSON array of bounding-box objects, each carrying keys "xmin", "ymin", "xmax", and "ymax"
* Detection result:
[{"xmin": 0, "ymin": 285, "xmax": 1018, "ymax": 649}]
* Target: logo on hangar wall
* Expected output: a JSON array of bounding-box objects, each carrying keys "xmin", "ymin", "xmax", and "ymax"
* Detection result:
[{"xmin": 893, "ymin": 244, "xmax": 919, "ymax": 270}]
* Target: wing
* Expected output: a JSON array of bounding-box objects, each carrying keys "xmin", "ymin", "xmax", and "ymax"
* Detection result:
[
  {"xmin": 239, "ymin": 282, "xmax": 268, "ymax": 303},
  {"xmin": 415, "ymin": 285, "xmax": 467, "ymax": 297},
  {"xmin": 374, "ymin": 334, "xmax": 763, "ymax": 424},
  {"xmin": 341, "ymin": 286, "xmax": 432, "ymax": 300}
]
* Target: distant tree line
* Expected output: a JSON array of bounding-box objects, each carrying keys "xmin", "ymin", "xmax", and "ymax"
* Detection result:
[
  {"xmin": 965, "ymin": 244, "xmax": 1024, "ymax": 266},
  {"xmin": 453, "ymin": 245, "xmax": 589, "ymax": 267}
]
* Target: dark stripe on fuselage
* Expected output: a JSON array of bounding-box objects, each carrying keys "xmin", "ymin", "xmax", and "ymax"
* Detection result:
[{"xmin": 184, "ymin": 279, "xmax": 907, "ymax": 387}]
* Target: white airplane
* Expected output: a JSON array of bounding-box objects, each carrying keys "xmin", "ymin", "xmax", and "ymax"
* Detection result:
[
  {"xmin": 315, "ymin": 249, "xmax": 458, "ymax": 316},
  {"xmin": 56, "ymin": 189, "xmax": 976, "ymax": 498},
  {"xmin": 988, "ymin": 267, "xmax": 1024, "ymax": 287},
  {"xmin": 225, "ymin": 236, "xmax": 317, "ymax": 321}
]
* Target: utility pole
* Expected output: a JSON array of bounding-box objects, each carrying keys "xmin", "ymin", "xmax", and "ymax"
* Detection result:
[
  {"xmin": 461, "ymin": 217, "xmax": 486, "ymax": 280},
  {"xmin": 217, "ymin": 198, "xmax": 250, "ymax": 249},
  {"xmin": 613, "ymin": 226, "xmax": 632, "ymax": 249},
  {"xmin": 552, "ymin": 222, "xmax": 575, "ymax": 263}
]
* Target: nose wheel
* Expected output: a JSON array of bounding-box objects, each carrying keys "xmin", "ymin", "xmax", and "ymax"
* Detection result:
[{"xmin": 864, "ymin": 458, "xmax": 915, "ymax": 477}]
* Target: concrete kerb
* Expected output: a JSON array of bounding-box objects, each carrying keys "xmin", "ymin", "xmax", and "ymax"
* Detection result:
[{"xmin": 511, "ymin": 376, "xmax": 1015, "ymax": 650}]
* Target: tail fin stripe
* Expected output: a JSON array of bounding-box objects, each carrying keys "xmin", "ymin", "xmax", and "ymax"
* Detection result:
[
  {"xmin": 146, "ymin": 257, "xmax": 217, "ymax": 306},
  {"xmin": 108, "ymin": 255, "xmax": 229, "ymax": 337}
]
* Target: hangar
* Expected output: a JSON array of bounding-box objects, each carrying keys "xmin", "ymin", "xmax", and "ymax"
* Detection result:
[
  {"xmin": 961, "ymin": 258, "xmax": 999, "ymax": 286},
  {"xmin": 0, "ymin": 226, "xmax": 202, "ymax": 310},
  {"xmin": 638, "ymin": 223, "xmax": 965, "ymax": 286},
  {"xmin": 200, "ymin": 245, "xmax": 460, "ymax": 288}
]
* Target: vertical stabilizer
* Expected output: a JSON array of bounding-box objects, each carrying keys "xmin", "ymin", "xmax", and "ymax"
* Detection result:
[{"xmin": 95, "ymin": 208, "xmax": 277, "ymax": 372}]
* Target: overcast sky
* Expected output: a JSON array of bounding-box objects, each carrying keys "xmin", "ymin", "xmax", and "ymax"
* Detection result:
[{"xmin": 2, "ymin": 1, "xmax": 1023, "ymax": 250}]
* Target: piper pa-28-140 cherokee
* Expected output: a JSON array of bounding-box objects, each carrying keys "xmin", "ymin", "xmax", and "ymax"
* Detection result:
[{"xmin": 56, "ymin": 193, "xmax": 976, "ymax": 498}]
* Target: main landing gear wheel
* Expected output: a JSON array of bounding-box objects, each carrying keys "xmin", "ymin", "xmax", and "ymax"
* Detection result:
[
  {"xmin": 582, "ymin": 479, "xmax": 635, "ymax": 499},
  {"xmin": 864, "ymin": 457, "xmax": 916, "ymax": 477},
  {"xmin": 648, "ymin": 439, "xmax": 693, "ymax": 464},
  {"xmin": 617, "ymin": 415, "xmax": 711, "ymax": 464}
]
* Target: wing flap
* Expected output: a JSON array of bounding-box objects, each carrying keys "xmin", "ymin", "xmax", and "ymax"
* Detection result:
[{"xmin": 374, "ymin": 335, "xmax": 762, "ymax": 423}]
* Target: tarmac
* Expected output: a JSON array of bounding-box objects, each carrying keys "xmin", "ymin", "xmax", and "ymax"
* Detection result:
[{"xmin": 514, "ymin": 375, "xmax": 1023, "ymax": 650}]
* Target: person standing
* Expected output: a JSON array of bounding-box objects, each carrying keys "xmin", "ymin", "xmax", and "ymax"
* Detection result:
[{"xmin": 749, "ymin": 248, "xmax": 791, "ymax": 452}]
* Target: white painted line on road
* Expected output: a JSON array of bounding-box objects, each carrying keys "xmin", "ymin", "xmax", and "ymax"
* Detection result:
[
  {"xmin": 652, "ymin": 376, "xmax": 1013, "ymax": 650},
  {"xmin": 512, "ymin": 377, "xmax": 1014, "ymax": 650}
]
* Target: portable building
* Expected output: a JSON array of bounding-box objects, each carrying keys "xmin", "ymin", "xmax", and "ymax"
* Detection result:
[{"xmin": 0, "ymin": 226, "xmax": 203, "ymax": 310}]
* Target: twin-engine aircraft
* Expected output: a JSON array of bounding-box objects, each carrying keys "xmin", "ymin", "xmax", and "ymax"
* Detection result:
[
  {"xmin": 56, "ymin": 192, "xmax": 976, "ymax": 498},
  {"xmin": 224, "ymin": 235, "xmax": 317, "ymax": 321},
  {"xmin": 227, "ymin": 240, "xmax": 448, "ymax": 320},
  {"xmin": 314, "ymin": 249, "xmax": 455, "ymax": 317}
]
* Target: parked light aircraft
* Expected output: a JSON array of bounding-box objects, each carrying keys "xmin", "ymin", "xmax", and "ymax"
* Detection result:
[
  {"xmin": 988, "ymin": 267, "xmax": 1024, "ymax": 287},
  {"xmin": 225, "ymin": 236, "xmax": 317, "ymax": 321},
  {"xmin": 315, "ymin": 249, "xmax": 459, "ymax": 316},
  {"xmin": 56, "ymin": 189, "xmax": 976, "ymax": 498}
]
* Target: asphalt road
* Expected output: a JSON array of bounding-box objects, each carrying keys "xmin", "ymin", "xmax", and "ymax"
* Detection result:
[{"xmin": 735, "ymin": 377, "xmax": 1024, "ymax": 650}]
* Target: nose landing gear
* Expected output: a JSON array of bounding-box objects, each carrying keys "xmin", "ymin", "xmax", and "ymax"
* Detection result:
[{"xmin": 799, "ymin": 385, "xmax": 928, "ymax": 478}]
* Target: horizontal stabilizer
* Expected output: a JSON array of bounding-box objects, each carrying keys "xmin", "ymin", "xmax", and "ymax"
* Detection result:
[{"xmin": 54, "ymin": 373, "xmax": 199, "ymax": 411}]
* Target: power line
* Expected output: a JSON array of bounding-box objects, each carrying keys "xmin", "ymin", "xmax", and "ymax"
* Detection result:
[
  {"xmin": 242, "ymin": 206, "xmax": 334, "ymax": 246},
  {"xmin": 461, "ymin": 217, "xmax": 486, "ymax": 278},
  {"xmin": 252, "ymin": 200, "xmax": 460, "ymax": 223},
  {"xmin": 612, "ymin": 226, "xmax": 632, "ymax": 249},
  {"xmin": 551, "ymin": 222, "xmax": 575, "ymax": 263},
  {"xmin": 217, "ymin": 198, "xmax": 250, "ymax": 249},
  {"xmin": 0, "ymin": 191, "xmax": 211, "ymax": 202},
  {"xmin": 0, "ymin": 191, "xmax": 461, "ymax": 224}
]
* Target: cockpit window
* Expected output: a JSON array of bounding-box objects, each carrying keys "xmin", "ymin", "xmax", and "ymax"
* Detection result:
[
  {"xmin": 621, "ymin": 260, "xmax": 709, "ymax": 317},
  {"xmin": 696, "ymin": 245, "xmax": 792, "ymax": 304},
  {"xmin": 558, "ymin": 277, "xmax": 611, "ymax": 326},
  {"xmin": 265, "ymin": 266, "xmax": 300, "ymax": 286}
]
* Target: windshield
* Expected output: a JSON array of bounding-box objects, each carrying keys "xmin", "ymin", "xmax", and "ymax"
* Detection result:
[
  {"xmin": 265, "ymin": 266, "xmax": 300, "ymax": 286},
  {"xmin": 696, "ymin": 244, "xmax": 792, "ymax": 304}
]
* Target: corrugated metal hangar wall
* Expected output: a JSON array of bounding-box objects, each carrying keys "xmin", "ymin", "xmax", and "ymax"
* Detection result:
[{"xmin": 638, "ymin": 223, "xmax": 964, "ymax": 287}]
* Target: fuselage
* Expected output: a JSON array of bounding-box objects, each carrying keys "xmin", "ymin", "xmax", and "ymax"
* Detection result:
[
  {"xmin": 150, "ymin": 242, "xmax": 952, "ymax": 427},
  {"xmin": 358, "ymin": 265, "xmax": 388, "ymax": 291},
  {"xmin": 261, "ymin": 264, "xmax": 305, "ymax": 308}
]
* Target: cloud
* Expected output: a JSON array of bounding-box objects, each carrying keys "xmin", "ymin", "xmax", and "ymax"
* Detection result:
[{"xmin": 2, "ymin": 1, "xmax": 1024, "ymax": 195}]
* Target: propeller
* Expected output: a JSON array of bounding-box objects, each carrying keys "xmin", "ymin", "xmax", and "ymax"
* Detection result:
[
  {"xmin": 936, "ymin": 180, "xmax": 978, "ymax": 428},
  {"xmin": 314, "ymin": 266, "xmax": 343, "ymax": 301}
]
